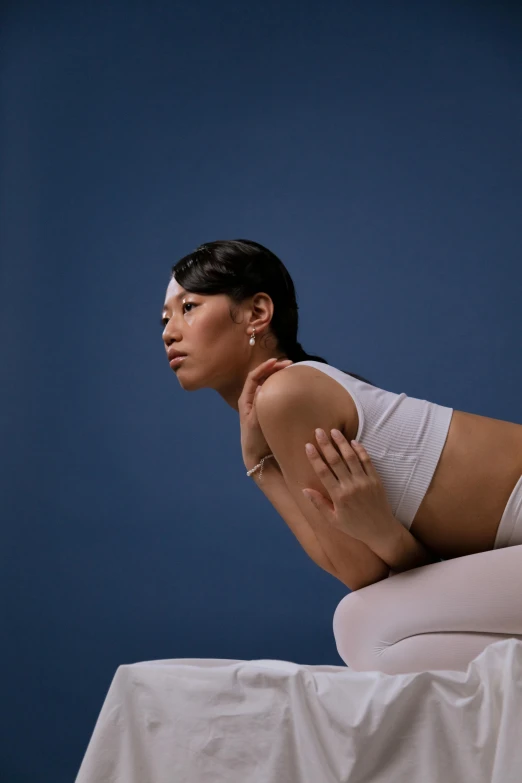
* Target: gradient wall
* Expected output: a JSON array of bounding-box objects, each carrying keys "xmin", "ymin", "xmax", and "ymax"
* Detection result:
[{"xmin": 1, "ymin": 1, "xmax": 521, "ymax": 780}]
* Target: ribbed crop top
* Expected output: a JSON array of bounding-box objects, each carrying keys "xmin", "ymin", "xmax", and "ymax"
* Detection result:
[{"xmin": 285, "ymin": 360, "xmax": 454, "ymax": 530}]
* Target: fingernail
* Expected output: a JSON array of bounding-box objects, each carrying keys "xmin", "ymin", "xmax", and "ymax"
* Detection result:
[
  {"xmin": 331, "ymin": 429, "xmax": 341, "ymax": 439},
  {"xmin": 305, "ymin": 443, "xmax": 315, "ymax": 454}
]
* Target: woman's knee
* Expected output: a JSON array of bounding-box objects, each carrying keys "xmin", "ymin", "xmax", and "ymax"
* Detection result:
[{"xmin": 333, "ymin": 590, "xmax": 388, "ymax": 671}]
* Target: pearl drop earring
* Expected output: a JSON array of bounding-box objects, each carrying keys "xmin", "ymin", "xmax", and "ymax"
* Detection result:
[{"xmin": 249, "ymin": 328, "xmax": 256, "ymax": 346}]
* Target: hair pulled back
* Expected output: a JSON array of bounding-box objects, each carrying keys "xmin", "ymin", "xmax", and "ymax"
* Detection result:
[{"xmin": 170, "ymin": 238, "xmax": 372, "ymax": 385}]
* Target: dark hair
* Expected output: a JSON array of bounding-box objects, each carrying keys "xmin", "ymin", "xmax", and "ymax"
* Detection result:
[{"xmin": 170, "ymin": 239, "xmax": 373, "ymax": 385}]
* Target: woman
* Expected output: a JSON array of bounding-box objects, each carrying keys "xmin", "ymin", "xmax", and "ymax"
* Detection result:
[{"xmin": 161, "ymin": 239, "xmax": 522, "ymax": 675}]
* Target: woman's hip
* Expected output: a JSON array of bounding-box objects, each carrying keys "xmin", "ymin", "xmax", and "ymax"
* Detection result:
[{"xmin": 493, "ymin": 474, "xmax": 522, "ymax": 549}]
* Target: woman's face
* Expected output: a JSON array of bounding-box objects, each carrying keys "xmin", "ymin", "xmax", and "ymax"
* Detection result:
[{"xmin": 161, "ymin": 277, "xmax": 268, "ymax": 394}]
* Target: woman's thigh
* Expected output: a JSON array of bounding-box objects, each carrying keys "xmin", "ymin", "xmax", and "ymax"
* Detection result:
[{"xmin": 333, "ymin": 544, "xmax": 522, "ymax": 672}]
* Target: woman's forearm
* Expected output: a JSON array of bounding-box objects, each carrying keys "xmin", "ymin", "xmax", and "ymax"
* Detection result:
[
  {"xmin": 246, "ymin": 457, "xmax": 391, "ymax": 590},
  {"xmin": 361, "ymin": 515, "xmax": 441, "ymax": 573}
]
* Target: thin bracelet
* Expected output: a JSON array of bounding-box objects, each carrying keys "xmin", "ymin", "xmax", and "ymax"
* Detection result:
[{"xmin": 246, "ymin": 453, "xmax": 275, "ymax": 481}]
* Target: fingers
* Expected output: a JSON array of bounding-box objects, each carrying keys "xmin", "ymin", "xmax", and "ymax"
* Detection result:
[
  {"xmin": 330, "ymin": 430, "xmax": 378, "ymax": 481},
  {"xmin": 349, "ymin": 439, "xmax": 380, "ymax": 481},
  {"xmin": 250, "ymin": 357, "xmax": 278, "ymax": 379},
  {"xmin": 240, "ymin": 358, "xmax": 293, "ymax": 408},
  {"xmin": 250, "ymin": 358, "xmax": 292, "ymax": 384},
  {"xmin": 329, "ymin": 429, "xmax": 366, "ymax": 477},
  {"xmin": 310, "ymin": 428, "xmax": 365, "ymax": 481},
  {"xmin": 304, "ymin": 441, "xmax": 340, "ymax": 496},
  {"xmin": 301, "ymin": 488, "xmax": 335, "ymax": 518}
]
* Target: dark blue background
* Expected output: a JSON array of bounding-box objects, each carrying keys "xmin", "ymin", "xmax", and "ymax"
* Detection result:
[{"xmin": 1, "ymin": 1, "xmax": 521, "ymax": 780}]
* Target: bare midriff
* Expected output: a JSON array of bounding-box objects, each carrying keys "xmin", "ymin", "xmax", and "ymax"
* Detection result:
[{"xmin": 408, "ymin": 410, "xmax": 522, "ymax": 559}]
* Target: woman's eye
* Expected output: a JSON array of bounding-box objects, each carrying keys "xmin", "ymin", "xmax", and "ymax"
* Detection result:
[{"xmin": 161, "ymin": 302, "xmax": 196, "ymax": 327}]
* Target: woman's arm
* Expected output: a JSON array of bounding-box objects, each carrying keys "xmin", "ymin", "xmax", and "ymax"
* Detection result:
[
  {"xmin": 365, "ymin": 515, "xmax": 441, "ymax": 573},
  {"xmin": 301, "ymin": 428, "xmax": 442, "ymax": 573},
  {"xmin": 254, "ymin": 372, "xmax": 441, "ymax": 588},
  {"xmin": 300, "ymin": 433, "xmax": 441, "ymax": 572},
  {"xmin": 252, "ymin": 372, "xmax": 406, "ymax": 591},
  {"xmin": 247, "ymin": 454, "xmax": 392, "ymax": 590}
]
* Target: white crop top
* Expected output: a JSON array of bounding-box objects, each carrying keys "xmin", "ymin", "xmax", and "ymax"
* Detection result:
[{"xmin": 285, "ymin": 360, "xmax": 454, "ymax": 530}]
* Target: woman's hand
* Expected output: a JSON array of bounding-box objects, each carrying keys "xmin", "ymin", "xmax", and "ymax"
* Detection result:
[
  {"xmin": 239, "ymin": 357, "xmax": 293, "ymax": 467},
  {"xmin": 301, "ymin": 428, "xmax": 397, "ymax": 547}
]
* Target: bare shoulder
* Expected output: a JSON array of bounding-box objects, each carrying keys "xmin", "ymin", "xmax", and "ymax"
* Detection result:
[{"xmin": 256, "ymin": 363, "xmax": 359, "ymax": 441}]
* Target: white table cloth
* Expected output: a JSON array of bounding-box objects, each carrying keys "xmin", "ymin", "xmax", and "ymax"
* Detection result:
[{"xmin": 75, "ymin": 638, "xmax": 522, "ymax": 782}]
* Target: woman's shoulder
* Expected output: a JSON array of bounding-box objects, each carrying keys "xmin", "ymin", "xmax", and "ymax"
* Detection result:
[
  {"xmin": 257, "ymin": 361, "xmax": 361, "ymax": 441},
  {"xmin": 260, "ymin": 360, "xmax": 338, "ymax": 394}
]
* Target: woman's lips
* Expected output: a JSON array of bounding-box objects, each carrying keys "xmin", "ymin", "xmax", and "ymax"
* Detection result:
[{"xmin": 169, "ymin": 355, "xmax": 187, "ymax": 368}]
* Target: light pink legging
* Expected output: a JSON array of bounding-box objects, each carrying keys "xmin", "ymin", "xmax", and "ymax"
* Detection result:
[{"xmin": 332, "ymin": 475, "xmax": 522, "ymax": 674}]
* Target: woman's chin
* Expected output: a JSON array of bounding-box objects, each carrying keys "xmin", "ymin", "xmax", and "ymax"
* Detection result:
[{"xmin": 174, "ymin": 367, "xmax": 202, "ymax": 391}]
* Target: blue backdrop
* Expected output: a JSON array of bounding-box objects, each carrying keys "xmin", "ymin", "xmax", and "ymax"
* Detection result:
[{"xmin": 1, "ymin": 1, "xmax": 521, "ymax": 780}]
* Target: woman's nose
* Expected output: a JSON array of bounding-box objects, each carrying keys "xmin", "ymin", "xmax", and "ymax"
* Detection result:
[{"xmin": 162, "ymin": 326, "xmax": 182, "ymax": 346}]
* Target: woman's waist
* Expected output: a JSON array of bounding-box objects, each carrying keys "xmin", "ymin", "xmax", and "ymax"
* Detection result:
[{"xmin": 408, "ymin": 410, "xmax": 522, "ymax": 557}]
